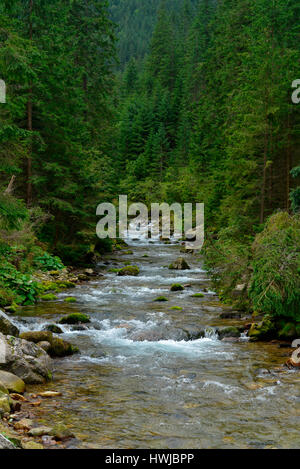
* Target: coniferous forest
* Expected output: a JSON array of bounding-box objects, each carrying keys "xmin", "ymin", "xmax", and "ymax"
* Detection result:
[{"xmin": 0, "ymin": 0, "xmax": 300, "ymax": 451}]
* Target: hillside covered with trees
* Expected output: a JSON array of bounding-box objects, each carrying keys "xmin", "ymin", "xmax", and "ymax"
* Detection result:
[{"xmin": 0, "ymin": 0, "xmax": 299, "ymax": 330}]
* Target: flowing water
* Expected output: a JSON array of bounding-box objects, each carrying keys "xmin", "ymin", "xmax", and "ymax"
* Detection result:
[{"xmin": 17, "ymin": 239, "xmax": 300, "ymax": 449}]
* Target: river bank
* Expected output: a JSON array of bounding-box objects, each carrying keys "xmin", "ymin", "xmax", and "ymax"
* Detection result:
[{"xmin": 0, "ymin": 238, "xmax": 299, "ymax": 449}]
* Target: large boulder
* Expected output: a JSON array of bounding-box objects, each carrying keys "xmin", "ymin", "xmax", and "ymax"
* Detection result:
[
  {"xmin": 0, "ymin": 333, "xmax": 52, "ymax": 384},
  {"xmin": 0, "ymin": 370, "xmax": 25, "ymax": 393},
  {"xmin": 169, "ymin": 257, "xmax": 190, "ymax": 270},
  {"xmin": 0, "ymin": 311, "xmax": 19, "ymax": 337}
]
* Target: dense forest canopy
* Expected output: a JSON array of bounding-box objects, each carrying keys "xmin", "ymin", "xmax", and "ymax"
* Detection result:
[
  {"xmin": 109, "ymin": 0, "xmax": 199, "ymax": 67},
  {"xmin": 0, "ymin": 0, "xmax": 299, "ymax": 319}
]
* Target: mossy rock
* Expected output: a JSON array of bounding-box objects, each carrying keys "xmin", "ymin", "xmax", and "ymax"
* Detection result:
[
  {"xmin": 123, "ymin": 250, "xmax": 133, "ymax": 255},
  {"xmin": 59, "ymin": 313, "xmax": 91, "ymax": 325},
  {"xmin": 170, "ymin": 306, "xmax": 183, "ymax": 311},
  {"xmin": 0, "ymin": 371, "xmax": 25, "ymax": 394},
  {"xmin": 64, "ymin": 297, "xmax": 77, "ymax": 303},
  {"xmin": 20, "ymin": 331, "xmax": 53, "ymax": 344},
  {"xmin": 154, "ymin": 296, "xmax": 168, "ymax": 302},
  {"xmin": 217, "ymin": 326, "xmax": 241, "ymax": 339},
  {"xmin": 191, "ymin": 293, "xmax": 205, "ymax": 298},
  {"xmin": 168, "ymin": 257, "xmax": 190, "ymax": 270},
  {"xmin": 170, "ymin": 284, "xmax": 185, "ymax": 292},
  {"xmin": 108, "ymin": 268, "xmax": 120, "ymax": 273},
  {"xmin": 117, "ymin": 265, "xmax": 140, "ymax": 276},
  {"xmin": 40, "ymin": 293, "xmax": 58, "ymax": 302},
  {"xmin": 43, "ymin": 324, "xmax": 63, "ymax": 334},
  {"xmin": 249, "ymin": 317, "xmax": 277, "ymax": 341},
  {"xmin": 48, "ymin": 337, "xmax": 79, "ymax": 358}
]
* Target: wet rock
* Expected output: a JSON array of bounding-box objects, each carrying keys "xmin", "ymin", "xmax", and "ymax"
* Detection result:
[
  {"xmin": 183, "ymin": 326, "xmax": 206, "ymax": 341},
  {"xmin": 0, "ymin": 392, "xmax": 11, "ymax": 414},
  {"xmin": 38, "ymin": 391, "xmax": 62, "ymax": 398},
  {"xmin": 20, "ymin": 331, "xmax": 53, "ymax": 344},
  {"xmin": 14, "ymin": 418, "xmax": 33, "ymax": 431},
  {"xmin": 49, "ymin": 337, "xmax": 79, "ymax": 358},
  {"xmin": 217, "ymin": 326, "xmax": 241, "ymax": 340},
  {"xmin": 50, "ymin": 423, "xmax": 75, "ymax": 441},
  {"xmin": 84, "ymin": 269, "xmax": 95, "ymax": 276},
  {"xmin": 169, "ymin": 257, "xmax": 190, "ymax": 270},
  {"xmin": 22, "ymin": 440, "xmax": 44, "ymax": 450},
  {"xmin": 28, "ymin": 426, "xmax": 53, "ymax": 437},
  {"xmin": 59, "ymin": 313, "xmax": 90, "ymax": 325},
  {"xmin": 0, "ymin": 370, "xmax": 25, "ymax": 393},
  {"xmin": 43, "ymin": 324, "xmax": 63, "ymax": 334},
  {"xmin": 0, "ymin": 333, "xmax": 52, "ymax": 384},
  {"xmin": 0, "ymin": 311, "xmax": 19, "ymax": 337},
  {"xmin": 117, "ymin": 265, "xmax": 140, "ymax": 276},
  {"xmin": 37, "ymin": 341, "xmax": 52, "ymax": 353},
  {"xmin": 170, "ymin": 284, "xmax": 185, "ymax": 292},
  {"xmin": 71, "ymin": 325, "xmax": 89, "ymax": 331}
]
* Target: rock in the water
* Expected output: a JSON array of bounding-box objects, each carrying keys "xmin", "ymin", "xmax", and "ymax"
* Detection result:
[
  {"xmin": 217, "ymin": 326, "xmax": 241, "ymax": 340},
  {"xmin": 20, "ymin": 331, "xmax": 53, "ymax": 344},
  {"xmin": 43, "ymin": 324, "xmax": 63, "ymax": 334},
  {"xmin": 0, "ymin": 370, "xmax": 25, "ymax": 393},
  {"xmin": 28, "ymin": 426, "xmax": 53, "ymax": 437},
  {"xmin": 48, "ymin": 337, "xmax": 79, "ymax": 358},
  {"xmin": 0, "ymin": 311, "xmax": 19, "ymax": 337},
  {"xmin": 14, "ymin": 418, "xmax": 32, "ymax": 431},
  {"xmin": 169, "ymin": 257, "xmax": 190, "ymax": 270},
  {"xmin": 20, "ymin": 331, "xmax": 79, "ymax": 358},
  {"xmin": 58, "ymin": 313, "xmax": 90, "ymax": 325},
  {"xmin": 170, "ymin": 284, "xmax": 185, "ymax": 292},
  {"xmin": 0, "ymin": 333, "xmax": 52, "ymax": 384},
  {"xmin": 117, "ymin": 265, "xmax": 140, "ymax": 276}
]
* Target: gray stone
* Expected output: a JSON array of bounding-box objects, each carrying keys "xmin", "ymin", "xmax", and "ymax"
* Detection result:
[
  {"xmin": 0, "ymin": 333, "xmax": 52, "ymax": 384},
  {"xmin": 0, "ymin": 311, "xmax": 19, "ymax": 337}
]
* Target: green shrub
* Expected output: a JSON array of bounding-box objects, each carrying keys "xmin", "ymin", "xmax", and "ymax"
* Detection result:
[
  {"xmin": 0, "ymin": 260, "xmax": 39, "ymax": 305},
  {"xmin": 34, "ymin": 252, "xmax": 64, "ymax": 272},
  {"xmin": 249, "ymin": 212, "xmax": 300, "ymax": 320}
]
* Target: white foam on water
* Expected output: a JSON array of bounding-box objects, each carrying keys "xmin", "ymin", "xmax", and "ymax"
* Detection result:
[{"xmin": 202, "ymin": 380, "xmax": 239, "ymax": 395}]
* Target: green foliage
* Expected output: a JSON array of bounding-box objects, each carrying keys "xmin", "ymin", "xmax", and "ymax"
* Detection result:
[
  {"xmin": 33, "ymin": 252, "xmax": 64, "ymax": 272},
  {"xmin": 0, "ymin": 260, "xmax": 38, "ymax": 306},
  {"xmin": 249, "ymin": 212, "xmax": 300, "ymax": 319}
]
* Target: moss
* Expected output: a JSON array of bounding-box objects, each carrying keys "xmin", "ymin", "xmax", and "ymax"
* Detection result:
[
  {"xmin": 170, "ymin": 284, "xmax": 185, "ymax": 292},
  {"xmin": 191, "ymin": 293, "xmax": 205, "ymax": 298},
  {"xmin": 40, "ymin": 293, "xmax": 58, "ymax": 301},
  {"xmin": 117, "ymin": 265, "xmax": 140, "ymax": 276},
  {"xmin": 278, "ymin": 322, "xmax": 299, "ymax": 340},
  {"xmin": 59, "ymin": 313, "xmax": 90, "ymax": 325},
  {"xmin": 108, "ymin": 268, "xmax": 120, "ymax": 273},
  {"xmin": 170, "ymin": 306, "xmax": 183, "ymax": 311},
  {"xmin": 63, "ymin": 297, "xmax": 77, "ymax": 303},
  {"xmin": 249, "ymin": 317, "xmax": 277, "ymax": 341},
  {"xmin": 49, "ymin": 337, "xmax": 79, "ymax": 357},
  {"xmin": 154, "ymin": 296, "xmax": 168, "ymax": 302}
]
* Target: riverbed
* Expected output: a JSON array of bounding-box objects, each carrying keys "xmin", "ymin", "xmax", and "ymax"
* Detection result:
[{"xmin": 17, "ymin": 239, "xmax": 300, "ymax": 449}]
